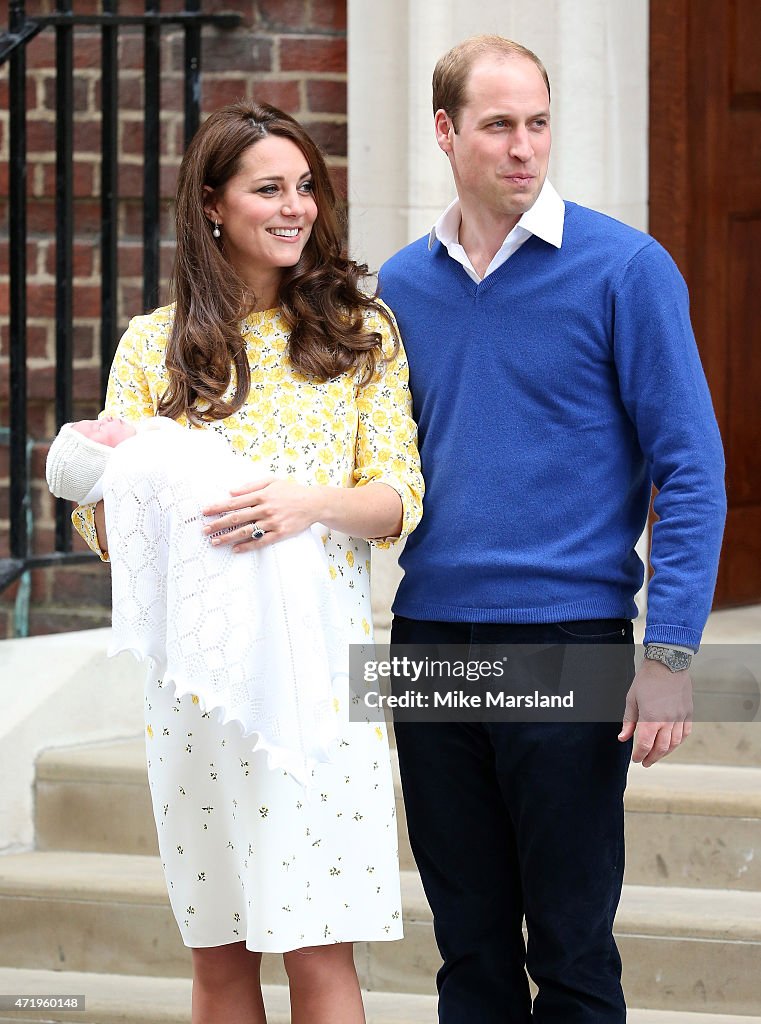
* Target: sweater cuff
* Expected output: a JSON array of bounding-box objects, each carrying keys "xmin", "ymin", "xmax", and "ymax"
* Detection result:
[
  {"xmin": 643, "ymin": 623, "xmax": 701, "ymax": 652},
  {"xmin": 71, "ymin": 503, "xmax": 110, "ymax": 563}
]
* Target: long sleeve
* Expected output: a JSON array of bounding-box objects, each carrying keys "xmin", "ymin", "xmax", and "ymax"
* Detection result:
[
  {"xmin": 353, "ymin": 304, "xmax": 424, "ymax": 546},
  {"xmin": 71, "ymin": 313, "xmax": 164, "ymax": 560},
  {"xmin": 612, "ymin": 242, "xmax": 727, "ymax": 648}
]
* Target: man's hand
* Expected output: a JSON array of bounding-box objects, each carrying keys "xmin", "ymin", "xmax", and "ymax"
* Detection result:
[{"xmin": 618, "ymin": 659, "xmax": 693, "ymax": 767}]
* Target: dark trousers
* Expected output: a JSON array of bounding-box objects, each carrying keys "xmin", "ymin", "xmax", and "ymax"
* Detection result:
[{"xmin": 390, "ymin": 615, "xmax": 634, "ymax": 1024}]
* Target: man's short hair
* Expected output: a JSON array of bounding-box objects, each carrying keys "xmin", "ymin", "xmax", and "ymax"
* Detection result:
[{"xmin": 432, "ymin": 35, "xmax": 551, "ymax": 131}]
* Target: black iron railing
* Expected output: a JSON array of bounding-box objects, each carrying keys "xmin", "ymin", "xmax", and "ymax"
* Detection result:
[{"xmin": 0, "ymin": 1, "xmax": 241, "ymax": 618}]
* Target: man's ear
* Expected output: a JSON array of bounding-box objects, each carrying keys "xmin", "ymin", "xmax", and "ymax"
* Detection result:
[{"xmin": 434, "ymin": 109, "xmax": 455, "ymax": 154}]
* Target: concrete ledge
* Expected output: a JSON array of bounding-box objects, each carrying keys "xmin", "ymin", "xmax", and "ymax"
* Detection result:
[{"xmin": 0, "ymin": 628, "xmax": 144, "ymax": 852}]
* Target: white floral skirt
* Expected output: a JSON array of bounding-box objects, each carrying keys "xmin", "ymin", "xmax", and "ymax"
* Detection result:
[{"xmin": 144, "ymin": 666, "xmax": 403, "ymax": 952}]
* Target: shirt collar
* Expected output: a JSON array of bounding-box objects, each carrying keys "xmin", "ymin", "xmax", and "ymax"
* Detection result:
[{"xmin": 428, "ymin": 179, "xmax": 565, "ymax": 252}]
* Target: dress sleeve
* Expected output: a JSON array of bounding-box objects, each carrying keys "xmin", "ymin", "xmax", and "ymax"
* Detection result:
[
  {"xmin": 353, "ymin": 302, "xmax": 424, "ymax": 546},
  {"xmin": 71, "ymin": 315, "xmax": 160, "ymax": 561}
]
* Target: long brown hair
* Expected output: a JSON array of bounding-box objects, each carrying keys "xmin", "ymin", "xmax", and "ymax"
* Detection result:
[{"xmin": 160, "ymin": 101, "xmax": 396, "ymax": 423}]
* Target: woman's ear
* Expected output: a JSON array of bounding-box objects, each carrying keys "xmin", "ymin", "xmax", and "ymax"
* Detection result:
[{"xmin": 202, "ymin": 184, "xmax": 219, "ymax": 224}]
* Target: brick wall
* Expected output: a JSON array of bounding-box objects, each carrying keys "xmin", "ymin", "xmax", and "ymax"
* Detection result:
[{"xmin": 0, "ymin": 0, "xmax": 347, "ymax": 638}]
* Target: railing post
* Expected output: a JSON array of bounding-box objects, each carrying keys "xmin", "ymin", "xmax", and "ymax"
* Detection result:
[
  {"xmin": 8, "ymin": 0, "xmax": 29, "ymax": 562},
  {"xmin": 143, "ymin": 0, "xmax": 161, "ymax": 312},
  {"xmin": 100, "ymin": 0, "xmax": 119, "ymax": 397},
  {"xmin": 54, "ymin": 0, "xmax": 74, "ymax": 551},
  {"xmin": 184, "ymin": 0, "xmax": 201, "ymax": 148}
]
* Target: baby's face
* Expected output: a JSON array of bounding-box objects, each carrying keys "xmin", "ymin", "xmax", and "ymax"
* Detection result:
[{"xmin": 72, "ymin": 416, "xmax": 136, "ymax": 448}]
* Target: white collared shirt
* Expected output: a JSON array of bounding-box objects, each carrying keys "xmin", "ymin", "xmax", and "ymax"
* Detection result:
[{"xmin": 428, "ymin": 179, "xmax": 566, "ymax": 283}]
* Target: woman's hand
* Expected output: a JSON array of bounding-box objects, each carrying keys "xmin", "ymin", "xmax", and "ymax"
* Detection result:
[
  {"xmin": 201, "ymin": 478, "xmax": 320, "ymax": 551},
  {"xmin": 201, "ymin": 478, "xmax": 403, "ymax": 552}
]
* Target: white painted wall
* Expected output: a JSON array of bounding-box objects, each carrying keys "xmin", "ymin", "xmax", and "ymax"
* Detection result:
[
  {"xmin": 348, "ymin": 0, "xmax": 650, "ymax": 629},
  {"xmin": 349, "ymin": 0, "xmax": 648, "ymax": 271}
]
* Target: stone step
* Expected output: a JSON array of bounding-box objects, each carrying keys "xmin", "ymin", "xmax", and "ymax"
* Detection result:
[
  {"xmin": 667, "ymin": 722, "xmax": 761, "ymax": 767},
  {"xmin": 1, "ymin": 854, "xmax": 761, "ymax": 1014},
  {"xmin": 36, "ymin": 739, "xmax": 761, "ymax": 889},
  {"xmin": 0, "ymin": 967, "xmax": 435, "ymax": 1024},
  {"xmin": 624, "ymin": 760, "xmax": 761, "ymax": 889},
  {"xmin": 1, "ymin": 969, "xmax": 760, "ymax": 1024}
]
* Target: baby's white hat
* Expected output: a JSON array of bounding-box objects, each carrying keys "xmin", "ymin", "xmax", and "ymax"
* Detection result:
[{"xmin": 45, "ymin": 424, "xmax": 112, "ymax": 504}]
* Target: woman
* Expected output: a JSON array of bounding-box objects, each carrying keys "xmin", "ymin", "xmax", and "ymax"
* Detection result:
[{"xmin": 72, "ymin": 102, "xmax": 423, "ymax": 1024}]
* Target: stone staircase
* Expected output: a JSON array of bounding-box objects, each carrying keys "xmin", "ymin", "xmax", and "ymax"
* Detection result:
[{"xmin": 0, "ymin": 722, "xmax": 760, "ymax": 1023}]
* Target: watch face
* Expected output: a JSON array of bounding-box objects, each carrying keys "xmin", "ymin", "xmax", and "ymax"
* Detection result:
[{"xmin": 667, "ymin": 651, "xmax": 691, "ymax": 671}]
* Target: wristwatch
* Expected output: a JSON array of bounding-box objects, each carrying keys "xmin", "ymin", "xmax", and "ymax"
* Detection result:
[{"xmin": 644, "ymin": 644, "xmax": 693, "ymax": 673}]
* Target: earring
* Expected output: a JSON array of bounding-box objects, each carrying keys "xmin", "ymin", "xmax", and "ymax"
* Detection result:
[{"xmin": 212, "ymin": 220, "xmax": 221, "ymax": 238}]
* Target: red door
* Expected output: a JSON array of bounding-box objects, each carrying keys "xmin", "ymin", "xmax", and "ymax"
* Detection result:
[{"xmin": 650, "ymin": 0, "xmax": 761, "ymax": 606}]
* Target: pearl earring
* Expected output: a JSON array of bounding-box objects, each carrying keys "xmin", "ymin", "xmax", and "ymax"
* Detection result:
[{"xmin": 212, "ymin": 220, "xmax": 221, "ymax": 238}]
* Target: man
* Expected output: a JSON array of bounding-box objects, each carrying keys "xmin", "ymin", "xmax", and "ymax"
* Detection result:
[{"xmin": 379, "ymin": 35, "xmax": 726, "ymax": 1024}]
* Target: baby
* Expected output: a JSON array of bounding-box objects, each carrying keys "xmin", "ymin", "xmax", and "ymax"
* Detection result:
[
  {"xmin": 46, "ymin": 416, "xmax": 138, "ymax": 504},
  {"xmin": 46, "ymin": 416, "xmax": 347, "ymax": 785}
]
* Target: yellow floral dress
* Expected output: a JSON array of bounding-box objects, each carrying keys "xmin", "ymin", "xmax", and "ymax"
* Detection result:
[{"xmin": 72, "ymin": 302, "xmax": 423, "ymax": 952}]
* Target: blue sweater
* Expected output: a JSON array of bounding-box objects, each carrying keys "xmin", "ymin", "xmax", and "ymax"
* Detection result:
[{"xmin": 379, "ymin": 202, "xmax": 726, "ymax": 649}]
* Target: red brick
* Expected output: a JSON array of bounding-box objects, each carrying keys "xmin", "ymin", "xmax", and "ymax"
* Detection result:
[
  {"xmin": 194, "ymin": 34, "xmax": 272, "ymax": 73},
  {"xmin": 202, "ymin": 77, "xmax": 252, "ymax": 110},
  {"xmin": 26, "ymin": 282, "xmax": 55, "ymax": 319},
  {"xmin": 72, "ymin": 34, "xmax": 103, "ymax": 71},
  {"xmin": 27, "ymin": 200, "xmax": 54, "ymax": 235},
  {"xmin": 27, "ymin": 608, "xmax": 112, "ymax": 636},
  {"xmin": 71, "ymin": 398, "xmax": 103, "ymax": 424},
  {"xmin": 117, "ymin": 163, "xmax": 145, "ymax": 200},
  {"xmin": 121, "ymin": 199, "xmax": 175, "ymax": 239},
  {"xmin": 27, "ymin": 364, "xmax": 101, "ymax": 401},
  {"xmin": 36, "ymin": 160, "xmax": 97, "ymax": 200},
  {"xmin": 112, "ymin": 75, "xmax": 143, "ymax": 110},
  {"xmin": 250, "ymin": 79, "xmax": 301, "ymax": 112},
  {"xmin": 280, "ymin": 37, "xmax": 346, "ymax": 74},
  {"xmin": 118, "ymin": 242, "xmax": 142, "ymax": 278},
  {"xmin": 119, "ymin": 282, "xmax": 147, "ymax": 318},
  {"xmin": 74, "ymin": 199, "xmax": 108, "ymax": 235},
  {"xmin": 306, "ymin": 78, "xmax": 346, "ymax": 114},
  {"xmin": 30, "ymin": 443, "xmax": 50, "ymax": 480},
  {"xmin": 118, "ymin": 31, "xmax": 145, "ymax": 71},
  {"xmin": 73, "ymin": 284, "xmax": 101, "ymax": 319},
  {"xmin": 160, "ymin": 243, "xmax": 175, "ymax": 280},
  {"xmin": 302, "ymin": 118, "xmax": 346, "ymax": 157},
  {"xmin": 204, "ymin": 0, "xmax": 253, "ymax": 19},
  {"xmin": 27, "ymin": 118, "xmax": 56, "ymax": 156},
  {"xmin": 311, "ymin": 0, "xmax": 347, "ymax": 32},
  {"xmin": 25, "ymin": 34, "xmax": 56, "ymax": 71},
  {"xmin": 73, "ymin": 323, "xmax": 96, "ymax": 360},
  {"xmin": 42, "ymin": 74, "xmax": 92, "ymax": 114},
  {"xmin": 120, "ymin": 119, "xmax": 144, "ymax": 158},
  {"xmin": 257, "ymin": 0, "xmax": 308, "ymax": 30},
  {"xmin": 28, "ymin": 324, "xmax": 51, "ymax": 360},
  {"xmin": 73, "ymin": 118, "xmax": 101, "ymax": 155},
  {"xmin": 159, "ymin": 77, "xmax": 184, "ymax": 113},
  {"xmin": 50, "ymin": 564, "xmax": 112, "ymax": 605},
  {"xmin": 44, "ymin": 239, "xmax": 96, "ymax": 280},
  {"xmin": 27, "ymin": 402, "xmax": 53, "ymax": 439},
  {"xmin": 0, "ymin": 576, "xmax": 20, "ymax": 603},
  {"xmin": 160, "ymin": 162, "xmax": 180, "ymax": 197}
]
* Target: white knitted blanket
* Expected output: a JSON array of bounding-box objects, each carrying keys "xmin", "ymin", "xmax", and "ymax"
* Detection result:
[{"xmin": 103, "ymin": 420, "xmax": 346, "ymax": 785}]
